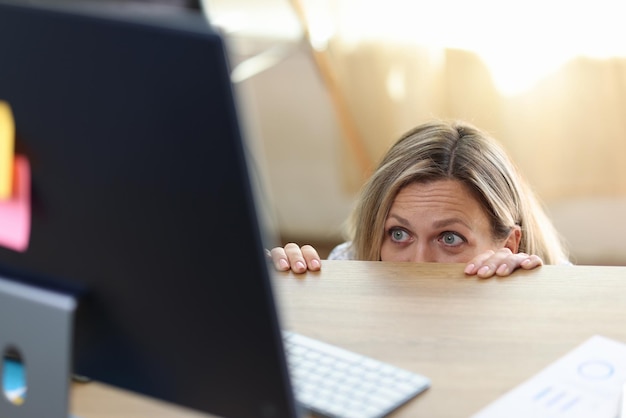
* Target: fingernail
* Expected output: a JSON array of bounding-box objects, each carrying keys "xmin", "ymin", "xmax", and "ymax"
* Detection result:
[
  {"xmin": 521, "ymin": 258, "xmax": 531, "ymax": 267},
  {"xmin": 295, "ymin": 261, "xmax": 306, "ymax": 271},
  {"xmin": 464, "ymin": 263, "xmax": 475, "ymax": 274},
  {"xmin": 496, "ymin": 264, "xmax": 508, "ymax": 275},
  {"xmin": 310, "ymin": 259, "xmax": 321, "ymax": 270},
  {"xmin": 279, "ymin": 259, "xmax": 289, "ymax": 270},
  {"xmin": 478, "ymin": 265, "xmax": 491, "ymax": 276}
]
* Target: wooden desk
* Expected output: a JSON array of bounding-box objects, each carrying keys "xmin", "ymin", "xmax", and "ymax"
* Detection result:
[
  {"xmin": 273, "ymin": 261, "xmax": 626, "ymax": 417},
  {"xmin": 71, "ymin": 261, "xmax": 626, "ymax": 417}
]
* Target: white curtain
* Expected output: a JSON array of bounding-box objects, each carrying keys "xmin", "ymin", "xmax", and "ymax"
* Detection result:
[{"xmin": 293, "ymin": 0, "xmax": 626, "ymax": 202}]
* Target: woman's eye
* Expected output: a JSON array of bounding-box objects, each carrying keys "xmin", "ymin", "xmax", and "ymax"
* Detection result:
[
  {"xmin": 389, "ymin": 228, "xmax": 410, "ymax": 243},
  {"xmin": 440, "ymin": 232, "xmax": 464, "ymax": 246}
]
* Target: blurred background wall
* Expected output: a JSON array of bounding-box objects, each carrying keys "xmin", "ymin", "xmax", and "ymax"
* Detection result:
[{"xmin": 203, "ymin": 0, "xmax": 626, "ymax": 265}]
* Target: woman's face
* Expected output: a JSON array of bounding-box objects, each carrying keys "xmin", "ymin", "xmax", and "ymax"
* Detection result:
[{"xmin": 380, "ymin": 179, "xmax": 518, "ymax": 263}]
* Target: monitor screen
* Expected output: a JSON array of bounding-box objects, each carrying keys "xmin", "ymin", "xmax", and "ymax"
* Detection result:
[{"xmin": 0, "ymin": 1, "xmax": 297, "ymax": 417}]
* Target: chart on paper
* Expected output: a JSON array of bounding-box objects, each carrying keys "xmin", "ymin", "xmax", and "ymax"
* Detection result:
[{"xmin": 472, "ymin": 335, "xmax": 626, "ymax": 418}]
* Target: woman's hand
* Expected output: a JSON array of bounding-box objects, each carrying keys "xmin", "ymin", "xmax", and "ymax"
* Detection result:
[
  {"xmin": 268, "ymin": 244, "xmax": 542, "ymax": 277},
  {"xmin": 464, "ymin": 248, "xmax": 543, "ymax": 278},
  {"xmin": 269, "ymin": 243, "xmax": 321, "ymax": 274}
]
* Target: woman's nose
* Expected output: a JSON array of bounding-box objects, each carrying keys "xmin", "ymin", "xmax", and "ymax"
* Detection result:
[{"xmin": 408, "ymin": 243, "xmax": 437, "ymax": 263}]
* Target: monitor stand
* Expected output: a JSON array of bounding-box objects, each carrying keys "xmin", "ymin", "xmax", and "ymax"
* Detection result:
[{"xmin": 0, "ymin": 275, "xmax": 78, "ymax": 418}]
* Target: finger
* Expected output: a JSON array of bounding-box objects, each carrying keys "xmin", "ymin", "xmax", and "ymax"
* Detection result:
[
  {"xmin": 301, "ymin": 244, "xmax": 321, "ymax": 271},
  {"xmin": 520, "ymin": 254, "xmax": 543, "ymax": 270},
  {"xmin": 492, "ymin": 251, "xmax": 527, "ymax": 277},
  {"xmin": 495, "ymin": 262, "xmax": 514, "ymax": 277},
  {"xmin": 472, "ymin": 249, "xmax": 516, "ymax": 279},
  {"xmin": 464, "ymin": 250, "xmax": 496, "ymax": 276},
  {"xmin": 283, "ymin": 243, "xmax": 308, "ymax": 273},
  {"xmin": 482, "ymin": 249, "xmax": 526, "ymax": 278},
  {"xmin": 269, "ymin": 247, "xmax": 291, "ymax": 271},
  {"xmin": 476, "ymin": 263, "xmax": 499, "ymax": 279},
  {"xmin": 494, "ymin": 253, "xmax": 543, "ymax": 276}
]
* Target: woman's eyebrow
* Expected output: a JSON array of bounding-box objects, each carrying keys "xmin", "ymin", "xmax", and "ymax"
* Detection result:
[
  {"xmin": 386, "ymin": 213, "xmax": 411, "ymax": 226},
  {"xmin": 387, "ymin": 214, "xmax": 472, "ymax": 230},
  {"xmin": 432, "ymin": 218, "xmax": 472, "ymax": 230}
]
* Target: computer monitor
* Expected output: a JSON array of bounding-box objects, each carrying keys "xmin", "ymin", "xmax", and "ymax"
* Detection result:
[{"xmin": 0, "ymin": 1, "xmax": 298, "ymax": 417}]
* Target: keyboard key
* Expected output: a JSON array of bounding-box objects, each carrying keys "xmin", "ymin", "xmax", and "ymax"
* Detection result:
[{"xmin": 282, "ymin": 331, "xmax": 430, "ymax": 418}]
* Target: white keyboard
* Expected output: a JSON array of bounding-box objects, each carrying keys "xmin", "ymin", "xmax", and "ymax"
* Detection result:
[{"xmin": 282, "ymin": 331, "xmax": 430, "ymax": 418}]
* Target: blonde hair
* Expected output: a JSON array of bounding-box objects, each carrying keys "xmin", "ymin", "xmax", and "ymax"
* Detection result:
[{"xmin": 346, "ymin": 120, "xmax": 568, "ymax": 264}]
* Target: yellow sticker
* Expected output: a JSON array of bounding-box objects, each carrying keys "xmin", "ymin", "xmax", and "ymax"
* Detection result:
[{"xmin": 0, "ymin": 101, "xmax": 15, "ymax": 199}]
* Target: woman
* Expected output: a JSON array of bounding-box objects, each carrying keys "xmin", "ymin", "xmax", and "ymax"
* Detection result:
[{"xmin": 270, "ymin": 120, "xmax": 569, "ymax": 278}]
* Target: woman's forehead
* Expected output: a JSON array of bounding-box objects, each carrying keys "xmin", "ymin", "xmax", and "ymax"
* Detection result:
[{"xmin": 388, "ymin": 179, "xmax": 489, "ymax": 225}]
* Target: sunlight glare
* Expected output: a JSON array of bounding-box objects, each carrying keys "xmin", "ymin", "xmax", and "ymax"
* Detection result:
[{"xmin": 337, "ymin": 0, "xmax": 626, "ymax": 96}]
